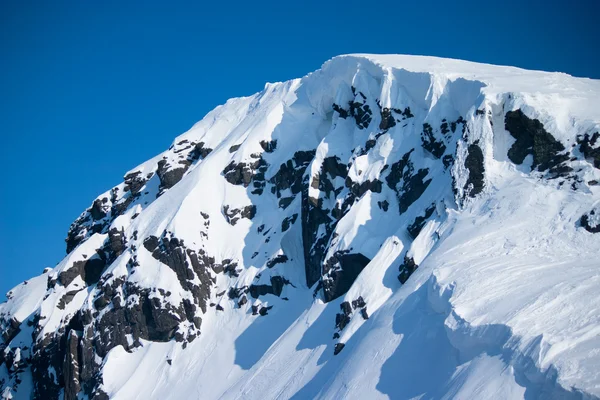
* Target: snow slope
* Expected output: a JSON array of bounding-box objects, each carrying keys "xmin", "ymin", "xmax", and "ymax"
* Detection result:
[{"xmin": 2, "ymin": 54, "xmax": 600, "ymax": 400}]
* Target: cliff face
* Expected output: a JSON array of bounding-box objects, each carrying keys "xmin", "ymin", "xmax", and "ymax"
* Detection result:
[{"xmin": 2, "ymin": 54, "xmax": 600, "ymax": 400}]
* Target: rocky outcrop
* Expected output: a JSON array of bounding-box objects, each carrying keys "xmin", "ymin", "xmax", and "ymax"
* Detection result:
[
  {"xmin": 332, "ymin": 86, "xmax": 373, "ymax": 129},
  {"xmin": 59, "ymin": 255, "xmax": 106, "ymax": 287},
  {"xmin": 407, "ymin": 204, "xmax": 436, "ymax": 238},
  {"xmin": 63, "ymin": 331, "xmax": 81, "ymax": 400},
  {"xmin": 248, "ymin": 276, "xmax": 291, "ymax": 298},
  {"xmin": 385, "ymin": 149, "xmax": 431, "ymax": 214},
  {"xmin": 505, "ymin": 109, "xmax": 571, "ymax": 176},
  {"xmin": 421, "ymin": 123, "xmax": 446, "ymax": 158},
  {"xmin": 580, "ymin": 207, "xmax": 600, "ymax": 233},
  {"xmin": 322, "ymin": 252, "xmax": 371, "ymax": 302},
  {"xmin": 398, "ymin": 256, "xmax": 418, "ymax": 284},
  {"xmin": 463, "ymin": 142, "xmax": 485, "ymax": 197},
  {"xmin": 222, "ymin": 205, "xmax": 256, "ymax": 225},
  {"xmin": 577, "ymin": 132, "xmax": 600, "ymax": 169}
]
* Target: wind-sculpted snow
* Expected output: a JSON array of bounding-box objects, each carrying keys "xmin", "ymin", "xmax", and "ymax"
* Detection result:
[{"xmin": 2, "ymin": 54, "xmax": 600, "ymax": 400}]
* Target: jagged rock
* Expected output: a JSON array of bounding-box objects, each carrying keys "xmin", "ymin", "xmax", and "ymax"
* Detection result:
[
  {"xmin": 346, "ymin": 178, "xmax": 383, "ymax": 198},
  {"xmin": 108, "ymin": 227, "xmax": 127, "ymax": 257},
  {"xmin": 123, "ymin": 171, "xmax": 146, "ymax": 195},
  {"xmin": 379, "ymin": 107, "xmax": 396, "ymax": 130},
  {"xmin": 266, "ymin": 254, "xmax": 289, "ymax": 268},
  {"xmin": 143, "ymin": 233, "xmax": 212, "ymax": 313},
  {"xmin": 577, "ymin": 132, "xmax": 600, "ymax": 168},
  {"xmin": 157, "ymin": 159, "xmax": 188, "ymax": 192},
  {"xmin": 505, "ymin": 109, "xmax": 570, "ymax": 175},
  {"xmin": 398, "ymin": 256, "xmax": 418, "ymax": 284},
  {"xmin": 222, "ymin": 156, "xmax": 267, "ymax": 189},
  {"xmin": 1, "ymin": 317, "xmax": 20, "ymax": 344},
  {"xmin": 335, "ymin": 302, "xmax": 352, "ymax": 331},
  {"xmin": 90, "ymin": 198, "xmax": 108, "ymax": 220},
  {"xmin": 333, "ymin": 343, "xmax": 345, "ymax": 355},
  {"xmin": 258, "ymin": 306, "xmax": 273, "ymax": 316},
  {"xmin": 377, "ymin": 200, "xmax": 389, "ymax": 211},
  {"xmin": 360, "ymin": 308, "xmax": 369, "ymax": 320},
  {"xmin": 581, "ymin": 208, "xmax": 600, "ymax": 233},
  {"xmin": 333, "ymin": 87, "xmax": 373, "ymax": 129},
  {"xmin": 63, "ymin": 331, "xmax": 81, "ymax": 400},
  {"xmin": 248, "ymin": 276, "xmax": 290, "ymax": 298},
  {"xmin": 59, "ymin": 255, "xmax": 106, "ymax": 287},
  {"xmin": 386, "ymin": 150, "xmax": 431, "ymax": 214},
  {"xmin": 259, "ymin": 139, "xmax": 277, "ymax": 153},
  {"xmin": 222, "ymin": 205, "xmax": 256, "ymax": 225},
  {"xmin": 57, "ymin": 290, "xmax": 82, "ymax": 310},
  {"xmin": 421, "ymin": 123, "xmax": 446, "ymax": 158},
  {"xmin": 463, "ymin": 142, "xmax": 485, "ymax": 197},
  {"xmin": 351, "ymin": 296, "xmax": 366, "ymax": 309},
  {"xmin": 322, "ymin": 252, "xmax": 371, "ymax": 302},
  {"xmin": 281, "ymin": 213, "xmax": 298, "ymax": 232},
  {"xmin": 301, "ymin": 187, "xmax": 335, "ymax": 288},
  {"xmin": 407, "ymin": 204, "xmax": 436, "ymax": 238}
]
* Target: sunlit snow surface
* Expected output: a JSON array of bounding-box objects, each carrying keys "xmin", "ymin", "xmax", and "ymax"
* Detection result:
[{"xmin": 2, "ymin": 54, "xmax": 600, "ymax": 399}]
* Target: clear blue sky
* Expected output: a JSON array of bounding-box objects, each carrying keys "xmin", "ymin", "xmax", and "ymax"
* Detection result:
[{"xmin": 1, "ymin": 0, "xmax": 598, "ymax": 297}]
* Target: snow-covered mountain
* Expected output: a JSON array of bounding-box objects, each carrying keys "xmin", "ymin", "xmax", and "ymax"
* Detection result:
[{"xmin": 2, "ymin": 54, "xmax": 600, "ymax": 400}]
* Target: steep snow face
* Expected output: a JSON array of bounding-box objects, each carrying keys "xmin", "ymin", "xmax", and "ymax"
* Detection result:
[{"xmin": 2, "ymin": 54, "xmax": 600, "ymax": 400}]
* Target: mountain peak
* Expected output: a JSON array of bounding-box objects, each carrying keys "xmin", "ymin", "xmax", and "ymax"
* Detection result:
[{"xmin": 2, "ymin": 55, "xmax": 600, "ymax": 400}]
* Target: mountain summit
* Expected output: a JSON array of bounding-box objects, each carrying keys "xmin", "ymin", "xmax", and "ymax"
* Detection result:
[{"xmin": 2, "ymin": 54, "xmax": 600, "ymax": 400}]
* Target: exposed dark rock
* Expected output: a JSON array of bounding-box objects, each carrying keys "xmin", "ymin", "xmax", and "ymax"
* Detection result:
[
  {"xmin": 322, "ymin": 252, "xmax": 371, "ymax": 302},
  {"xmin": 108, "ymin": 227, "xmax": 127, "ymax": 257},
  {"xmin": 123, "ymin": 171, "xmax": 146, "ymax": 195},
  {"xmin": 386, "ymin": 151, "xmax": 431, "ymax": 214},
  {"xmin": 577, "ymin": 132, "xmax": 600, "ymax": 168},
  {"xmin": 379, "ymin": 107, "xmax": 396, "ymax": 130},
  {"xmin": 258, "ymin": 306, "xmax": 273, "ymax": 316},
  {"xmin": 157, "ymin": 159, "xmax": 188, "ymax": 193},
  {"xmin": 229, "ymin": 144, "xmax": 241, "ymax": 153},
  {"xmin": 421, "ymin": 123, "xmax": 446, "ymax": 158},
  {"xmin": 188, "ymin": 142, "xmax": 213, "ymax": 161},
  {"xmin": 59, "ymin": 255, "xmax": 106, "ymax": 287},
  {"xmin": 90, "ymin": 199, "xmax": 108, "ymax": 221},
  {"xmin": 281, "ymin": 213, "xmax": 298, "ymax": 232},
  {"xmin": 279, "ymin": 197, "xmax": 294, "ymax": 209},
  {"xmin": 222, "ymin": 205, "xmax": 256, "ymax": 225},
  {"xmin": 360, "ymin": 308, "xmax": 369, "ymax": 320},
  {"xmin": 377, "ymin": 200, "xmax": 389, "ymax": 211},
  {"xmin": 269, "ymin": 150, "xmax": 315, "ymax": 198},
  {"xmin": 351, "ymin": 296, "xmax": 366, "ymax": 309},
  {"xmin": 333, "ymin": 87, "xmax": 373, "ymax": 129},
  {"xmin": 333, "ymin": 343, "xmax": 345, "ymax": 355},
  {"xmin": 301, "ymin": 187, "xmax": 335, "ymax": 288},
  {"xmin": 463, "ymin": 143, "xmax": 485, "ymax": 197},
  {"xmin": 222, "ymin": 156, "xmax": 268, "ymax": 192},
  {"xmin": 580, "ymin": 208, "xmax": 600, "ymax": 233},
  {"xmin": 143, "ymin": 233, "xmax": 212, "ymax": 314},
  {"xmin": 57, "ymin": 290, "xmax": 82, "ymax": 310},
  {"xmin": 442, "ymin": 154, "xmax": 454, "ymax": 169},
  {"xmin": 266, "ymin": 254, "xmax": 289, "ymax": 268},
  {"xmin": 335, "ymin": 301, "xmax": 352, "ymax": 331},
  {"xmin": 63, "ymin": 331, "xmax": 81, "ymax": 400},
  {"xmin": 259, "ymin": 139, "xmax": 277, "ymax": 153},
  {"xmin": 505, "ymin": 109, "xmax": 570, "ymax": 175},
  {"xmin": 248, "ymin": 276, "xmax": 290, "ymax": 298},
  {"xmin": 398, "ymin": 256, "xmax": 418, "ymax": 284},
  {"xmin": 1, "ymin": 317, "xmax": 20, "ymax": 344},
  {"xmin": 346, "ymin": 178, "xmax": 383, "ymax": 198},
  {"xmin": 407, "ymin": 204, "xmax": 436, "ymax": 239}
]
